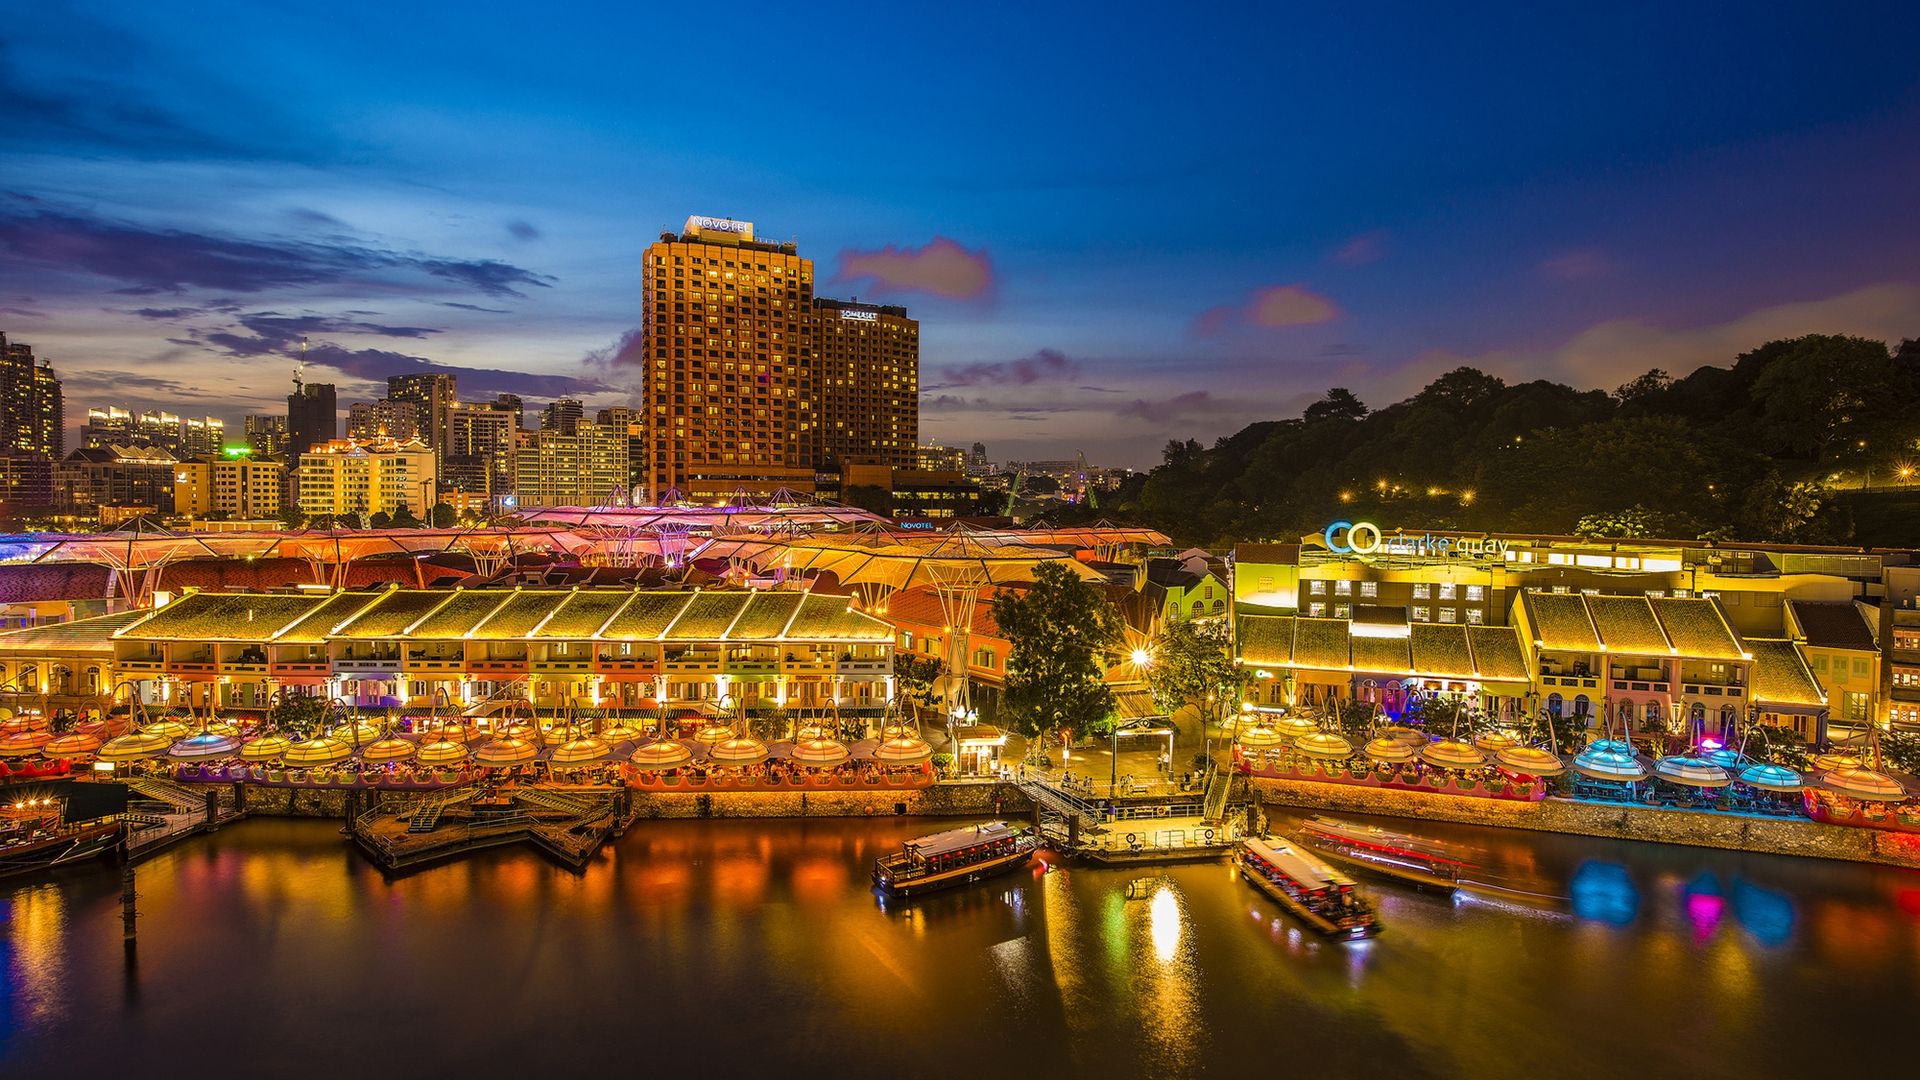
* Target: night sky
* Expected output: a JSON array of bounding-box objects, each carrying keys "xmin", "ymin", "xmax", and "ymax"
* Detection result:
[{"xmin": 4, "ymin": 2, "xmax": 1918, "ymax": 467}]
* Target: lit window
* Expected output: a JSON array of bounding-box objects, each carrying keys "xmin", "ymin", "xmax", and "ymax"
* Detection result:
[
  {"xmin": 1359, "ymin": 581, "xmax": 1378, "ymax": 598},
  {"xmin": 1335, "ymin": 580, "xmax": 1352, "ymax": 596},
  {"xmin": 1309, "ymin": 580, "xmax": 1327, "ymax": 595},
  {"xmin": 1467, "ymin": 609, "xmax": 1485, "ymax": 625},
  {"xmin": 1411, "ymin": 606, "xmax": 1430, "ymax": 622},
  {"xmin": 1412, "ymin": 583, "xmax": 1431, "ymax": 600},
  {"xmin": 1308, "ymin": 602, "xmax": 1326, "ymax": 617},
  {"xmin": 1438, "ymin": 583, "xmax": 1457, "ymax": 601},
  {"xmin": 1465, "ymin": 585, "xmax": 1485, "ymax": 602},
  {"xmin": 1438, "ymin": 608, "xmax": 1457, "ymax": 624}
]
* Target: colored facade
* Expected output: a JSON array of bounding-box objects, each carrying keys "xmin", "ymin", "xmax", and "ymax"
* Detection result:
[
  {"xmin": 812, "ymin": 298, "xmax": 918, "ymax": 469},
  {"xmin": 173, "ymin": 454, "xmax": 287, "ymax": 520},
  {"xmin": 295, "ymin": 438, "xmax": 439, "ymax": 518}
]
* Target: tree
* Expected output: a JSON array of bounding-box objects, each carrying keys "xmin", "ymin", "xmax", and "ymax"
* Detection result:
[
  {"xmin": 1144, "ymin": 617, "xmax": 1246, "ymax": 746},
  {"xmin": 277, "ymin": 504, "xmax": 306, "ymax": 529},
  {"xmin": 1304, "ymin": 387, "xmax": 1368, "ymax": 423},
  {"xmin": 1879, "ymin": 729, "xmax": 1920, "ymax": 776},
  {"xmin": 1612, "ymin": 368, "xmax": 1673, "ymax": 407},
  {"xmin": 388, "ymin": 505, "xmax": 423, "ymax": 529},
  {"xmin": 991, "ymin": 562, "xmax": 1125, "ymax": 745},
  {"xmin": 269, "ymin": 693, "xmax": 329, "ymax": 737},
  {"xmin": 429, "ymin": 501, "xmax": 458, "ymax": 528},
  {"xmin": 892, "ymin": 652, "xmax": 944, "ymax": 719},
  {"xmin": 368, "ymin": 510, "xmax": 393, "ymax": 529}
]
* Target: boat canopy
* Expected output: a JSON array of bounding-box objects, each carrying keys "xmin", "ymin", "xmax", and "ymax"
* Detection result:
[
  {"xmin": 906, "ymin": 822, "xmax": 1018, "ymax": 860},
  {"xmin": 1244, "ymin": 837, "xmax": 1352, "ymax": 891}
]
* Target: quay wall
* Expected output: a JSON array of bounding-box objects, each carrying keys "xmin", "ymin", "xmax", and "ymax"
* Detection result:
[
  {"xmin": 189, "ymin": 781, "xmax": 1029, "ymax": 821},
  {"xmin": 1251, "ymin": 777, "xmax": 1920, "ymax": 870}
]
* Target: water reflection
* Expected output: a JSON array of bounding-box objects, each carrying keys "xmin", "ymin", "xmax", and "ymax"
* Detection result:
[{"xmin": 1, "ymin": 816, "xmax": 1917, "ymax": 1078}]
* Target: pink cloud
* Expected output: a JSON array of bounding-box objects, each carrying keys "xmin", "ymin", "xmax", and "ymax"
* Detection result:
[
  {"xmin": 1191, "ymin": 282, "xmax": 1339, "ymax": 337},
  {"xmin": 833, "ymin": 236, "xmax": 994, "ymax": 300},
  {"xmin": 1331, "ymin": 229, "xmax": 1388, "ymax": 266},
  {"xmin": 928, "ymin": 347, "xmax": 1078, "ymax": 389}
]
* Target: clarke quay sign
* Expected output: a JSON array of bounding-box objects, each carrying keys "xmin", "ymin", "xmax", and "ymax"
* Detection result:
[{"xmin": 1323, "ymin": 520, "xmax": 1508, "ymax": 559}]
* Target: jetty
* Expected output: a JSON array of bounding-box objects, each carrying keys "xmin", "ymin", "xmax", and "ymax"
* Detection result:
[
  {"xmin": 349, "ymin": 784, "xmax": 627, "ymax": 874},
  {"xmin": 1017, "ymin": 766, "xmax": 1251, "ymax": 864}
]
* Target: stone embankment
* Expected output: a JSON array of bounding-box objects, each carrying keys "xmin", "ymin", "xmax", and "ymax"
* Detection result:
[{"xmin": 1251, "ymin": 776, "xmax": 1920, "ymax": 870}]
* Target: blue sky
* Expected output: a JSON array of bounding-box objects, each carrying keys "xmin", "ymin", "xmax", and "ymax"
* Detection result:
[{"xmin": 4, "ymin": 1, "xmax": 1918, "ymax": 466}]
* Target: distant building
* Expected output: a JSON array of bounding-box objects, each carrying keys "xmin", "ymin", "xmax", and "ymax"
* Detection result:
[
  {"xmin": 244, "ymin": 415, "xmax": 290, "ymax": 456},
  {"xmin": 387, "ymin": 372, "xmax": 457, "ymax": 460},
  {"xmin": 595, "ymin": 406, "xmax": 648, "ymax": 491},
  {"xmin": 0, "ymin": 451, "xmax": 54, "ymax": 515},
  {"xmin": 287, "ymin": 376, "xmax": 337, "ymax": 457},
  {"xmin": 540, "ymin": 398, "xmax": 585, "ymax": 435},
  {"xmin": 55, "ymin": 444, "xmax": 177, "ymax": 520},
  {"xmin": 346, "ymin": 398, "xmax": 423, "ymax": 442},
  {"xmin": 447, "ymin": 402, "xmax": 519, "ymax": 504},
  {"xmin": 0, "ymin": 332, "xmax": 64, "ymax": 459},
  {"xmin": 813, "ymin": 298, "xmax": 918, "ymax": 469},
  {"xmin": 515, "ymin": 425, "xmax": 629, "ymax": 507},
  {"xmin": 916, "ymin": 444, "xmax": 968, "ymax": 473},
  {"xmin": 173, "ymin": 453, "xmax": 285, "ymax": 520},
  {"xmin": 295, "ymin": 438, "xmax": 438, "ymax": 519},
  {"xmin": 80, "ymin": 405, "xmax": 135, "ymax": 448}
]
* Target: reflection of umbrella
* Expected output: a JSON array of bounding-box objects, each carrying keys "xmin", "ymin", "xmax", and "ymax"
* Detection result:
[
  {"xmin": 168, "ymin": 732, "xmax": 242, "ymax": 759},
  {"xmin": 1821, "ymin": 767, "xmax": 1908, "ymax": 802},
  {"xmin": 41, "ymin": 732, "xmax": 103, "ymax": 757},
  {"xmin": 551, "ymin": 737, "xmax": 612, "ymax": 766},
  {"xmin": 1495, "ymin": 746, "xmax": 1567, "ymax": 776},
  {"xmin": 1363, "ymin": 737, "xmax": 1415, "ymax": 764},
  {"xmin": 359, "ymin": 737, "xmax": 417, "ymax": 762},
  {"xmin": 0, "ymin": 730, "xmax": 52, "ymax": 756},
  {"xmin": 1420, "ymin": 740, "xmax": 1488, "ymax": 770},
  {"xmin": 1572, "ymin": 746, "xmax": 1647, "ymax": 782},
  {"xmin": 1236, "ymin": 725, "xmax": 1286, "ymax": 749},
  {"xmin": 474, "ymin": 738, "xmax": 539, "ymax": 767},
  {"xmin": 417, "ymin": 739, "xmax": 470, "ymax": 765},
  {"xmin": 1294, "ymin": 733, "xmax": 1353, "ymax": 760},
  {"xmin": 239, "ymin": 734, "xmax": 293, "ymax": 761},
  {"xmin": 98, "ymin": 730, "xmax": 173, "ymax": 761},
  {"xmin": 1810, "ymin": 752, "xmax": 1861, "ymax": 773},
  {"xmin": 791, "ymin": 737, "xmax": 850, "ymax": 769},
  {"xmin": 873, "ymin": 735, "xmax": 932, "ymax": 765},
  {"xmin": 1738, "ymin": 763, "xmax": 1805, "ymax": 793},
  {"xmin": 1275, "ymin": 716, "xmax": 1320, "ymax": 740},
  {"xmin": 709, "ymin": 736, "xmax": 770, "ymax": 767},
  {"xmin": 1653, "ymin": 755, "xmax": 1732, "ymax": 787},
  {"xmin": 629, "ymin": 740, "xmax": 694, "ymax": 771},
  {"xmin": 284, "ymin": 737, "xmax": 352, "ymax": 766}
]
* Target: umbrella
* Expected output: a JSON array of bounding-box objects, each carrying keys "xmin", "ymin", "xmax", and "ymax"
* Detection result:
[
  {"xmin": 1379, "ymin": 724, "xmax": 1426, "ymax": 747},
  {"xmin": 1236, "ymin": 724, "xmax": 1287, "ymax": 749},
  {"xmin": 283, "ymin": 736, "xmax": 352, "ymax": 766},
  {"xmin": 0, "ymin": 730, "xmax": 52, "ymax": 756},
  {"xmin": 693, "ymin": 722, "xmax": 736, "ymax": 745},
  {"xmin": 1420, "ymin": 739, "xmax": 1489, "ymax": 770},
  {"xmin": 1653, "ymin": 755, "xmax": 1733, "ymax": 788},
  {"xmin": 797, "ymin": 722, "xmax": 833, "ymax": 741},
  {"xmin": 1363, "ymin": 737, "xmax": 1415, "ymax": 764},
  {"xmin": 438, "ymin": 722, "xmax": 480, "ymax": 744},
  {"xmin": 791, "ymin": 737, "xmax": 850, "ymax": 769},
  {"xmin": 629, "ymin": 740, "xmax": 694, "ymax": 771},
  {"xmin": 1274, "ymin": 716, "xmax": 1320, "ymax": 740},
  {"xmin": 2, "ymin": 713, "xmax": 49, "ymax": 733},
  {"xmin": 204, "ymin": 721, "xmax": 242, "ymax": 738},
  {"xmin": 1294, "ymin": 732, "xmax": 1354, "ymax": 760},
  {"xmin": 168, "ymin": 732, "xmax": 242, "ymax": 759},
  {"xmin": 709, "ymin": 736, "xmax": 770, "ymax": 767},
  {"xmin": 597, "ymin": 721, "xmax": 643, "ymax": 742},
  {"xmin": 1586, "ymin": 738, "xmax": 1635, "ymax": 757},
  {"xmin": 550, "ymin": 736, "xmax": 612, "ymax": 766},
  {"xmin": 41, "ymin": 731, "xmax": 103, "ymax": 757},
  {"xmin": 1810, "ymin": 752, "xmax": 1861, "ymax": 773},
  {"xmin": 872, "ymin": 735, "xmax": 933, "ymax": 766},
  {"xmin": 1737, "ymin": 763, "xmax": 1805, "ymax": 793},
  {"xmin": 1572, "ymin": 746, "xmax": 1647, "ymax": 782},
  {"xmin": 474, "ymin": 737, "xmax": 539, "ymax": 768},
  {"xmin": 1703, "ymin": 748, "xmax": 1747, "ymax": 771},
  {"xmin": 498, "ymin": 722, "xmax": 540, "ymax": 742},
  {"xmin": 332, "ymin": 721, "xmax": 384, "ymax": 745},
  {"xmin": 239, "ymin": 734, "xmax": 293, "ymax": 761},
  {"xmin": 417, "ymin": 739, "xmax": 470, "ymax": 765},
  {"xmin": 143, "ymin": 719, "xmax": 191, "ymax": 740},
  {"xmin": 1472, "ymin": 732, "xmax": 1517, "ymax": 753},
  {"xmin": 1821, "ymin": 767, "xmax": 1908, "ymax": 802},
  {"xmin": 1495, "ymin": 746, "xmax": 1567, "ymax": 777},
  {"xmin": 98, "ymin": 730, "xmax": 173, "ymax": 762},
  {"xmin": 359, "ymin": 737, "xmax": 417, "ymax": 762}
]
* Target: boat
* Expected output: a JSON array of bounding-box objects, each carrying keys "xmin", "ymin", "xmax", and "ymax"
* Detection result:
[
  {"xmin": 1236, "ymin": 836, "xmax": 1383, "ymax": 939},
  {"xmin": 0, "ymin": 794, "xmax": 123, "ymax": 880},
  {"xmin": 871, "ymin": 821, "xmax": 1040, "ymax": 898},
  {"xmin": 1295, "ymin": 815, "xmax": 1477, "ymax": 893}
]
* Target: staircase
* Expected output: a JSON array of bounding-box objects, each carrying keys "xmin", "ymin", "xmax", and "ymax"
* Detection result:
[
  {"xmin": 512, "ymin": 788, "xmax": 612, "ymax": 817},
  {"xmin": 127, "ymin": 777, "xmax": 205, "ymax": 814},
  {"xmin": 1017, "ymin": 777, "xmax": 1106, "ymax": 835},
  {"xmin": 1201, "ymin": 767, "xmax": 1232, "ymax": 824},
  {"xmin": 405, "ymin": 789, "xmax": 478, "ymax": 833}
]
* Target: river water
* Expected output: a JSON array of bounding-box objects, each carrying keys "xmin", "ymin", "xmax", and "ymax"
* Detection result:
[{"xmin": 3, "ymin": 812, "xmax": 1916, "ymax": 1078}]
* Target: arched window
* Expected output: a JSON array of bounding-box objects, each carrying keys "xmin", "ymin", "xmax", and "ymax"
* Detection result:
[
  {"xmin": 1547, "ymin": 693, "xmax": 1564, "ymax": 718},
  {"xmin": 1572, "ymin": 695, "xmax": 1591, "ymax": 719}
]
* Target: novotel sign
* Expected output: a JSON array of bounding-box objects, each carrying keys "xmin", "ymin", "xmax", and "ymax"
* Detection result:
[
  {"xmin": 1323, "ymin": 520, "xmax": 1508, "ymax": 558},
  {"xmin": 685, "ymin": 216, "xmax": 752, "ymax": 236}
]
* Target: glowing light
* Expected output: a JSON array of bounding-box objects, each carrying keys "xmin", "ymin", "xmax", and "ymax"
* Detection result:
[
  {"xmin": 1149, "ymin": 886, "xmax": 1182, "ymax": 963},
  {"xmin": 1130, "ymin": 648, "xmax": 1150, "ymax": 668}
]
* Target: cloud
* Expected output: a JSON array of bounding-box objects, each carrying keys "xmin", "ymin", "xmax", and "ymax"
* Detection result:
[
  {"xmin": 506, "ymin": 220, "xmax": 541, "ymax": 241},
  {"xmin": 0, "ymin": 204, "xmax": 555, "ymax": 299},
  {"xmin": 927, "ymin": 348, "xmax": 1078, "ymax": 389},
  {"xmin": 439, "ymin": 301, "xmax": 510, "ymax": 314},
  {"xmin": 1540, "ymin": 248, "xmax": 1614, "ymax": 281},
  {"xmin": 287, "ymin": 207, "xmax": 346, "ymax": 228},
  {"xmin": 1115, "ymin": 391, "xmax": 1236, "ymax": 424},
  {"xmin": 582, "ymin": 328, "xmax": 646, "ymax": 368},
  {"xmin": 1331, "ymin": 229, "xmax": 1388, "ymax": 266},
  {"xmin": 833, "ymin": 237, "xmax": 994, "ymax": 301},
  {"xmin": 1191, "ymin": 283, "xmax": 1339, "ymax": 337}
]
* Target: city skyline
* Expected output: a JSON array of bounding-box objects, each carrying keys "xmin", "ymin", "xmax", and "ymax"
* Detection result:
[{"xmin": 4, "ymin": 3, "xmax": 1920, "ymax": 467}]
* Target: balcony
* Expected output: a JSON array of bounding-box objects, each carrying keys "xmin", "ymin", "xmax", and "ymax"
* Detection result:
[
  {"xmin": 468, "ymin": 657, "xmax": 527, "ymax": 675},
  {"xmin": 335, "ymin": 655, "xmax": 402, "ymax": 674},
  {"xmin": 593, "ymin": 656, "xmax": 656, "ymax": 675},
  {"xmin": 531, "ymin": 657, "xmax": 592, "ymax": 673},
  {"xmin": 1540, "ymin": 674, "xmax": 1600, "ymax": 691},
  {"xmin": 119, "ymin": 655, "xmax": 166, "ymax": 672},
  {"xmin": 1682, "ymin": 681, "xmax": 1745, "ymax": 698},
  {"xmin": 836, "ymin": 657, "xmax": 889, "ymax": 676}
]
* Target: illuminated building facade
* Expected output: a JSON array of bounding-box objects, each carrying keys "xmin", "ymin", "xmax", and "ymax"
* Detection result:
[
  {"xmin": 0, "ymin": 332, "xmax": 63, "ymax": 459},
  {"xmin": 173, "ymin": 454, "xmax": 286, "ymax": 520},
  {"xmin": 514, "ymin": 424, "xmax": 628, "ymax": 507},
  {"xmin": 813, "ymin": 298, "xmax": 918, "ymax": 468},
  {"xmin": 295, "ymin": 438, "xmax": 438, "ymax": 518}
]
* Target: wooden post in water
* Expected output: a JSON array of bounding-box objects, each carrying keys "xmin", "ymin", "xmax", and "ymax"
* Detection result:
[
  {"xmin": 233, "ymin": 780, "xmax": 246, "ymax": 814},
  {"xmin": 203, "ymin": 790, "xmax": 218, "ymax": 828},
  {"xmin": 120, "ymin": 859, "xmax": 138, "ymax": 952}
]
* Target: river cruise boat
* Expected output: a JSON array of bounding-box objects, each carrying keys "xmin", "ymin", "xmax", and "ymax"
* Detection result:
[
  {"xmin": 1295, "ymin": 816, "xmax": 1477, "ymax": 893},
  {"xmin": 872, "ymin": 821, "xmax": 1040, "ymax": 898},
  {"xmin": 0, "ymin": 794, "xmax": 122, "ymax": 880},
  {"xmin": 1237, "ymin": 837, "xmax": 1383, "ymax": 939}
]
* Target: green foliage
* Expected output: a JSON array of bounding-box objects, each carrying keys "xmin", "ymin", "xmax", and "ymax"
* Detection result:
[
  {"xmin": 747, "ymin": 709, "xmax": 788, "ymax": 742},
  {"xmin": 269, "ymin": 693, "xmax": 329, "ymax": 737},
  {"xmin": 277, "ymin": 504, "xmax": 306, "ymax": 529},
  {"xmin": 1144, "ymin": 617, "xmax": 1246, "ymax": 726},
  {"xmin": 992, "ymin": 562, "xmax": 1125, "ymax": 743},
  {"xmin": 1753, "ymin": 726, "xmax": 1811, "ymax": 771},
  {"xmin": 930, "ymin": 751, "xmax": 953, "ymax": 771},
  {"xmin": 1878, "ymin": 729, "xmax": 1920, "ymax": 776},
  {"xmin": 892, "ymin": 651, "xmax": 944, "ymax": 716},
  {"xmin": 429, "ymin": 501, "xmax": 458, "ymax": 528},
  {"xmin": 1326, "ymin": 699, "xmax": 1376, "ymax": 741}
]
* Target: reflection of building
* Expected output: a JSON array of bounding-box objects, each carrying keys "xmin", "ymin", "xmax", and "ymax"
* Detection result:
[
  {"xmin": 173, "ymin": 453, "xmax": 286, "ymax": 520},
  {"xmin": 514, "ymin": 425, "xmax": 629, "ymax": 507},
  {"xmin": 0, "ymin": 587, "xmax": 894, "ymax": 715},
  {"xmin": 295, "ymin": 438, "xmax": 437, "ymax": 518},
  {"xmin": 814, "ymin": 298, "xmax": 917, "ymax": 468},
  {"xmin": 55, "ymin": 444, "xmax": 177, "ymax": 520},
  {"xmin": 640, "ymin": 216, "xmax": 816, "ymax": 502},
  {"xmin": 0, "ymin": 332, "xmax": 63, "ymax": 459}
]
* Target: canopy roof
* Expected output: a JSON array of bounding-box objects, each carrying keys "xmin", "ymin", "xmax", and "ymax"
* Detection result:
[
  {"xmin": 1236, "ymin": 614, "xmax": 1530, "ymax": 683},
  {"xmin": 1746, "ymin": 638, "xmax": 1827, "ymax": 709},
  {"xmin": 0, "ymin": 526, "xmax": 594, "ymax": 570},
  {"xmin": 1521, "ymin": 592, "xmax": 1746, "ymax": 660}
]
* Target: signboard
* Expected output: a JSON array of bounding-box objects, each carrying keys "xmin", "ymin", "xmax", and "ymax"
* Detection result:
[
  {"xmin": 684, "ymin": 215, "xmax": 753, "ymax": 238},
  {"xmin": 1323, "ymin": 520, "xmax": 1508, "ymax": 558},
  {"xmin": 839, "ymin": 309, "xmax": 879, "ymax": 322}
]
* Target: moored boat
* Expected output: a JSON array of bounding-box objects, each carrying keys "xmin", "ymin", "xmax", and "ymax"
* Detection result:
[
  {"xmin": 1237, "ymin": 836, "xmax": 1382, "ymax": 939},
  {"xmin": 872, "ymin": 821, "xmax": 1040, "ymax": 898},
  {"xmin": 1296, "ymin": 815, "xmax": 1476, "ymax": 893},
  {"xmin": 0, "ymin": 795, "xmax": 123, "ymax": 880}
]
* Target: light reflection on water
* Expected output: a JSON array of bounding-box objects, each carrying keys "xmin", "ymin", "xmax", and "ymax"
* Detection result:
[{"xmin": 1, "ymin": 814, "xmax": 1917, "ymax": 1078}]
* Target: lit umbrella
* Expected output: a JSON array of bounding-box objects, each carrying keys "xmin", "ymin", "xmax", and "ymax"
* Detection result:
[
  {"xmin": 693, "ymin": 722, "xmax": 736, "ymax": 745},
  {"xmin": 1810, "ymin": 752, "xmax": 1861, "ymax": 773},
  {"xmin": 551, "ymin": 736, "xmax": 612, "ymax": 766},
  {"xmin": 98, "ymin": 730, "xmax": 173, "ymax": 762},
  {"xmin": 797, "ymin": 722, "xmax": 833, "ymax": 741},
  {"xmin": 417, "ymin": 739, "xmax": 470, "ymax": 765},
  {"xmin": 474, "ymin": 737, "xmax": 539, "ymax": 768},
  {"xmin": 1274, "ymin": 716, "xmax": 1320, "ymax": 740},
  {"xmin": 438, "ymin": 722, "xmax": 480, "ymax": 744},
  {"xmin": 873, "ymin": 735, "xmax": 933, "ymax": 766},
  {"xmin": 791, "ymin": 737, "xmax": 850, "ymax": 769},
  {"xmin": 143, "ymin": 719, "xmax": 191, "ymax": 740},
  {"xmin": 1379, "ymin": 724, "xmax": 1426, "ymax": 747},
  {"xmin": 1737, "ymin": 763, "xmax": 1805, "ymax": 793},
  {"xmin": 1572, "ymin": 745, "xmax": 1647, "ymax": 782},
  {"xmin": 709, "ymin": 736, "xmax": 770, "ymax": 767},
  {"xmin": 204, "ymin": 721, "xmax": 242, "ymax": 738},
  {"xmin": 1653, "ymin": 755, "xmax": 1732, "ymax": 787},
  {"xmin": 1586, "ymin": 738, "xmax": 1635, "ymax": 757},
  {"xmin": 0, "ymin": 730, "xmax": 52, "ymax": 756},
  {"xmin": 1420, "ymin": 739, "xmax": 1488, "ymax": 770},
  {"xmin": 359, "ymin": 737, "xmax": 417, "ymax": 762},
  {"xmin": 283, "ymin": 736, "xmax": 352, "ymax": 766},
  {"xmin": 1294, "ymin": 732, "xmax": 1354, "ymax": 760},
  {"xmin": 1236, "ymin": 724, "xmax": 1287, "ymax": 749},
  {"xmin": 1821, "ymin": 766, "xmax": 1908, "ymax": 802},
  {"xmin": 499, "ymin": 722, "xmax": 540, "ymax": 742},
  {"xmin": 597, "ymin": 721, "xmax": 643, "ymax": 742},
  {"xmin": 239, "ymin": 734, "xmax": 293, "ymax": 761},
  {"xmin": 1472, "ymin": 732, "xmax": 1517, "ymax": 753},
  {"xmin": 168, "ymin": 732, "xmax": 242, "ymax": 759},
  {"xmin": 2, "ymin": 714, "xmax": 48, "ymax": 733},
  {"xmin": 629, "ymin": 740, "xmax": 694, "ymax": 771},
  {"xmin": 1495, "ymin": 746, "xmax": 1567, "ymax": 776},
  {"xmin": 41, "ymin": 731, "xmax": 102, "ymax": 757},
  {"xmin": 1363, "ymin": 737, "xmax": 1415, "ymax": 764},
  {"xmin": 332, "ymin": 721, "xmax": 383, "ymax": 745}
]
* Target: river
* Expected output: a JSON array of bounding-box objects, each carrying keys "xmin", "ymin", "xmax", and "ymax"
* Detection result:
[{"xmin": 3, "ymin": 813, "xmax": 1916, "ymax": 1078}]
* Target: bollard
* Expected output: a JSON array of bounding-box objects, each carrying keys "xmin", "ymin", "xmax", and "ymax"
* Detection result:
[
  {"xmin": 232, "ymin": 780, "xmax": 246, "ymax": 814},
  {"xmin": 120, "ymin": 861, "xmax": 138, "ymax": 949},
  {"xmin": 203, "ymin": 790, "xmax": 218, "ymax": 828}
]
